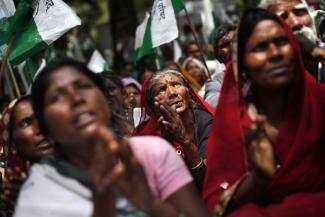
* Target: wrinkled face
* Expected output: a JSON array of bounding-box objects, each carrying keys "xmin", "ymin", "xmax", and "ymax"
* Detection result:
[
  {"xmin": 43, "ymin": 66, "xmax": 110, "ymax": 147},
  {"xmin": 244, "ymin": 20, "xmax": 296, "ymax": 89},
  {"xmin": 187, "ymin": 43, "xmax": 201, "ymax": 60},
  {"xmin": 186, "ymin": 60, "xmax": 208, "ymax": 86},
  {"xmin": 125, "ymin": 85, "xmax": 141, "ymax": 109},
  {"xmin": 216, "ymin": 31, "xmax": 235, "ymax": 64},
  {"xmin": 12, "ymin": 100, "xmax": 54, "ymax": 161},
  {"xmin": 153, "ymin": 74, "xmax": 190, "ymax": 114},
  {"xmin": 268, "ymin": 0, "xmax": 312, "ymax": 32}
]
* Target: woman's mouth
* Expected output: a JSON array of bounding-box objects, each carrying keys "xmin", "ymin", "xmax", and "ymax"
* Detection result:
[
  {"xmin": 268, "ymin": 66, "xmax": 290, "ymax": 76},
  {"xmin": 73, "ymin": 111, "xmax": 96, "ymax": 129},
  {"xmin": 170, "ymin": 101, "xmax": 184, "ymax": 111},
  {"xmin": 36, "ymin": 139, "xmax": 53, "ymax": 150}
]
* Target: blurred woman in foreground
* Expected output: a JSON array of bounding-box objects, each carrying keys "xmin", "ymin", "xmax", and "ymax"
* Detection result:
[{"xmin": 14, "ymin": 59, "xmax": 210, "ymax": 217}]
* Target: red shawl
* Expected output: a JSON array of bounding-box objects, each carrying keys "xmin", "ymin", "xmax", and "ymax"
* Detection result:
[
  {"xmin": 203, "ymin": 14, "xmax": 325, "ymax": 216},
  {"xmin": 133, "ymin": 73, "xmax": 214, "ymax": 158}
]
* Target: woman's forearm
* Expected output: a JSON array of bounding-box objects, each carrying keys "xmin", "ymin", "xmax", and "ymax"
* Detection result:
[{"xmin": 226, "ymin": 171, "xmax": 268, "ymax": 212}]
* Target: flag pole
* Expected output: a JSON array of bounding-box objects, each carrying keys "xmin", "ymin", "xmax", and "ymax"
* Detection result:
[
  {"xmin": 0, "ymin": 35, "xmax": 16, "ymax": 82},
  {"xmin": 155, "ymin": 57, "xmax": 161, "ymax": 70},
  {"xmin": 7, "ymin": 60, "xmax": 21, "ymax": 98},
  {"xmin": 183, "ymin": 7, "xmax": 211, "ymax": 79}
]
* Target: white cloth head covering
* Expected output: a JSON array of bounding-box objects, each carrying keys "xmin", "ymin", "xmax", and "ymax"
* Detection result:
[{"xmin": 182, "ymin": 57, "xmax": 209, "ymax": 77}]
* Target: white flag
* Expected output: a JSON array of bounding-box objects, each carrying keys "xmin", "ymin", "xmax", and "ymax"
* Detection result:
[{"xmin": 151, "ymin": 0, "xmax": 179, "ymax": 48}]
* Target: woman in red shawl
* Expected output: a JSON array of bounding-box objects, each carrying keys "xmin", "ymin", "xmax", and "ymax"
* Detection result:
[
  {"xmin": 134, "ymin": 69, "xmax": 214, "ymax": 190},
  {"xmin": 0, "ymin": 96, "xmax": 55, "ymax": 216},
  {"xmin": 203, "ymin": 8, "xmax": 325, "ymax": 216}
]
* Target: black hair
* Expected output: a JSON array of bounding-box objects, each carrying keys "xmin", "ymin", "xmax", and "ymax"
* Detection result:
[
  {"xmin": 31, "ymin": 58, "xmax": 130, "ymax": 137},
  {"xmin": 214, "ymin": 23, "xmax": 237, "ymax": 48},
  {"xmin": 238, "ymin": 8, "xmax": 282, "ymax": 70},
  {"xmin": 8, "ymin": 95, "xmax": 31, "ymax": 148},
  {"xmin": 185, "ymin": 41, "xmax": 199, "ymax": 55},
  {"xmin": 98, "ymin": 72, "xmax": 126, "ymax": 95}
]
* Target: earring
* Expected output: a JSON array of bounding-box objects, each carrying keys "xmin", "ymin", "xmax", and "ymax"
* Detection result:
[
  {"xmin": 242, "ymin": 71, "xmax": 247, "ymax": 80},
  {"xmin": 242, "ymin": 79, "xmax": 252, "ymax": 97}
]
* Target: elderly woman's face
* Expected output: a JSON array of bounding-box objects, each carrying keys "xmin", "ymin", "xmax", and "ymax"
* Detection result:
[
  {"xmin": 186, "ymin": 60, "xmax": 208, "ymax": 86},
  {"xmin": 43, "ymin": 66, "xmax": 110, "ymax": 146},
  {"xmin": 244, "ymin": 20, "xmax": 295, "ymax": 89},
  {"xmin": 153, "ymin": 74, "xmax": 190, "ymax": 114},
  {"xmin": 12, "ymin": 100, "xmax": 54, "ymax": 161}
]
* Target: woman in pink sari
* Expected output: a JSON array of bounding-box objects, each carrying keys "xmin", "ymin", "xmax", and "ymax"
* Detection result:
[{"xmin": 203, "ymin": 8, "xmax": 325, "ymax": 216}]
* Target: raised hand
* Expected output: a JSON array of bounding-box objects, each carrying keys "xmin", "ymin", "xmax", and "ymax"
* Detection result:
[
  {"xmin": 154, "ymin": 97, "xmax": 193, "ymax": 146},
  {"xmin": 245, "ymin": 114, "xmax": 277, "ymax": 180},
  {"xmin": 94, "ymin": 126, "xmax": 176, "ymax": 216}
]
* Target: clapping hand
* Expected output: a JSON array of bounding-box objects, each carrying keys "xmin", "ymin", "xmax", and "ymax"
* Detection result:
[
  {"xmin": 89, "ymin": 126, "xmax": 168, "ymax": 216},
  {"xmin": 245, "ymin": 114, "xmax": 277, "ymax": 180}
]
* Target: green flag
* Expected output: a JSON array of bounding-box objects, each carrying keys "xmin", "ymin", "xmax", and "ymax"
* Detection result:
[
  {"xmin": 134, "ymin": 13, "xmax": 156, "ymax": 64},
  {"xmin": 7, "ymin": 0, "xmax": 81, "ymax": 66},
  {"xmin": 0, "ymin": 0, "xmax": 33, "ymax": 46},
  {"xmin": 134, "ymin": 0, "xmax": 185, "ymax": 64}
]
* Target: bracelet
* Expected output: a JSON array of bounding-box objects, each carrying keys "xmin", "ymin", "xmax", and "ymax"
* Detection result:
[{"xmin": 190, "ymin": 158, "xmax": 204, "ymax": 170}]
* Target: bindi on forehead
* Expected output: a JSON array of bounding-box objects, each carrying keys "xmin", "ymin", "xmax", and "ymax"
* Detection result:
[{"xmin": 157, "ymin": 74, "xmax": 180, "ymax": 82}]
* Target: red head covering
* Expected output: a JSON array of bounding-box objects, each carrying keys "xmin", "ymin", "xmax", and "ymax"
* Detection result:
[
  {"xmin": 133, "ymin": 70, "xmax": 214, "ymax": 158},
  {"xmin": 0, "ymin": 98, "xmax": 28, "ymax": 171},
  {"xmin": 203, "ymin": 9, "xmax": 325, "ymax": 214}
]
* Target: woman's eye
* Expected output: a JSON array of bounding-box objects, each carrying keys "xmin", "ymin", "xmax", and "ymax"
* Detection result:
[
  {"xmin": 50, "ymin": 92, "xmax": 63, "ymax": 103},
  {"xmin": 77, "ymin": 82, "xmax": 91, "ymax": 90},
  {"xmin": 19, "ymin": 118, "xmax": 32, "ymax": 128},
  {"xmin": 275, "ymin": 37, "xmax": 289, "ymax": 46},
  {"xmin": 174, "ymin": 83, "xmax": 181, "ymax": 88},
  {"xmin": 159, "ymin": 88, "xmax": 166, "ymax": 94},
  {"xmin": 252, "ymin": 42, "xmax": 268, "ymax": 52}
]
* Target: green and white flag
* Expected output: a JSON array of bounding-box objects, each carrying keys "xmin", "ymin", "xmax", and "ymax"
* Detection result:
[
  {"xmin": 7, "ymin": 0, "xmax": 81, "ymax": 66},
  {"xmin": 134, "ymin": 0, "xmax": 185, "ymax": 63},
  {"xmin": 88, "ymin": 50, "xmax": 110, "ymax": 73},
  {"xmin": 0, "ymin": 0, "xmax": 32, "ymax": 46},
  {"xmin": 134, "ymin": 13, "xmax": 155, "ymax": 64},
  {"xmin": 0, "ymin": 0, "xmax": 15, "ymax": 19},
  {"xmin": 0, "ymin": 0, "xmax": 19, "ymax": 60},
  {"xmin": 151, "ymin": 0, "xmax": 184, "ymax": 47}
]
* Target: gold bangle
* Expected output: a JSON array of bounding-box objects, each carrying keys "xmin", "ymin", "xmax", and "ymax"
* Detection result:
[{"xmin": 190, "ymin": 158, "xmax": 204, "ymax": 170}]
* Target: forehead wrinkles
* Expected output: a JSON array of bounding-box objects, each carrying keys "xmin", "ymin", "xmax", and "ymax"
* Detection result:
[{"xmin": 272, "ymin": 1, "xmax": 306, "ymax": 13}]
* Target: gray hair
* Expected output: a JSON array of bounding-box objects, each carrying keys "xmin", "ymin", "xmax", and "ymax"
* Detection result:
[
  {"xmin": 258, "ymin": 0, "xmax": 317, "ymax": 37},
  {"xmin": 259, "ymin": 0, "xmax": 303, "ymax": 8},
  {"xmin": 146, "ymin": 70, "xmax": 189, "ymax": 107}
]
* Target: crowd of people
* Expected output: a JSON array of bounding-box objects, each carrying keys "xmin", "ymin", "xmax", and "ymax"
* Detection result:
[{"xmin": 1, "ymin": 0, "xmax": 325, "ymax": 216}]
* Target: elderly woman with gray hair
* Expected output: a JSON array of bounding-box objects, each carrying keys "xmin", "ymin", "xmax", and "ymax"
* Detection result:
[{"xmin": 134, "ymin": 69, "xmax": 214, "ymax": 190}]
